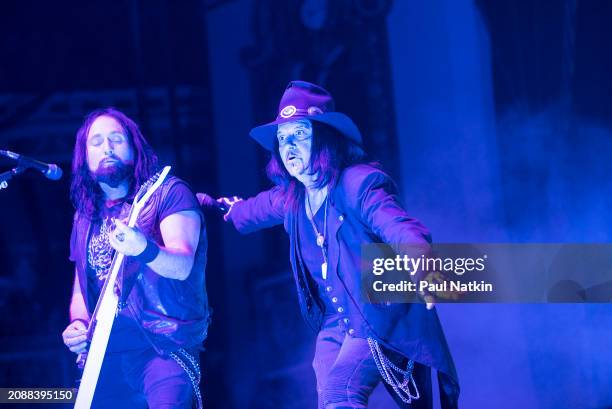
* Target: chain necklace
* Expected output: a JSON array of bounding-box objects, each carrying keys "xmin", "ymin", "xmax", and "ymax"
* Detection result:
[{"xmin": 306, "ymin": 191, "xmax": 328, "ymax": 279}]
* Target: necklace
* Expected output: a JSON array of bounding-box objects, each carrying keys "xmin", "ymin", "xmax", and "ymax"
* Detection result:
[{"xmin": 306, "ymin": 191, "xmax": 329, "ymax": 279}]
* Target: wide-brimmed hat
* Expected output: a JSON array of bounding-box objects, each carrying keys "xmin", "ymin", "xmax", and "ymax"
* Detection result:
[{"xmin": 249, "ymin": 80, "xmax": 362, "ymax": 151}]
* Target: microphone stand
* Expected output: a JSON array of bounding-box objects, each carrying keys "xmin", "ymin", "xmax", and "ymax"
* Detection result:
[{"xmin": 0, "ymin": 165, "xmax": 27, "ymax": 191}]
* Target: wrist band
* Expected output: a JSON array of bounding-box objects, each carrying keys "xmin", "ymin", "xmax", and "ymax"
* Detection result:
[{"xmin": 136, "ymin": 239, "xmax": 160, "ymax": 264}]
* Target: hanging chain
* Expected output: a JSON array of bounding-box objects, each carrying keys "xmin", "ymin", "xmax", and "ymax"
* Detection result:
[
  {"xmin": 306, "ymin": 192, "xmax": 329, "ymax": 278},
  {"xmin": 169, "ymin": 348, "xmax": 203, "ymax": 409},
  {"xmin": 367, "ymin": 337, "xmax": 420, "ymax": 404},
  {"xmin": 306, "ymin": 191, "xmax": 328, "ymax": 248}
]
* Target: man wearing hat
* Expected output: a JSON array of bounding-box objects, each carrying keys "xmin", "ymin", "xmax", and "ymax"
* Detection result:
[{"xmin": 202, "ymin": 81, "xmax": 459, "ymax": 408}]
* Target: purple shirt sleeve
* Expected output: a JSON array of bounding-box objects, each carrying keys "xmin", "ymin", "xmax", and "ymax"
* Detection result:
[{"xmin": 157, "ymin": 180, "xmax": 202, "ymax": 222}]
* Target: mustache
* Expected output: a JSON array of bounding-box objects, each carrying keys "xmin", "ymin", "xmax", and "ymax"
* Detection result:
[{"xmin": 99, "ymin": 154, "xmax": 122, "ymax": 164}]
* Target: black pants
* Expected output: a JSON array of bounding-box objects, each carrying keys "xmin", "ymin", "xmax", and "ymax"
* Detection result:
[{"xmin": 91, "ymin": 347, "xmax": 196, "ymax": 409}]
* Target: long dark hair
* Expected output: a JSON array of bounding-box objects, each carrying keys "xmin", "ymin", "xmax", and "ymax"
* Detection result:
[
  {"xmin": 266, "ymin": 121, "xmax": 367, "ymax": 211},
  {"xmin": 70, "ymin": 108, "xmax": 159, "ymax": 218}
]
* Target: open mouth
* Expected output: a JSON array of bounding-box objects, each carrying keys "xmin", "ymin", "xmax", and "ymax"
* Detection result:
[{"xmin": 286, "ymin": 152, "xmax": 298, "ymax": 162}]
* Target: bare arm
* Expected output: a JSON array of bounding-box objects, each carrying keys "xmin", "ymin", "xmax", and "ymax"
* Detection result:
[
  {"xmin": 69, "ymin": 269, "xmax": 90, "ymax": 322},
  {"xmin": 110, "ymin": 210, "xmax": 201, "ymax": 281},
  {"xmin": 146, "ymin": 210, "xmax": 201, "ymax": 280},
  {"xmin": 62, "ymin": 270, "xmax": 90, "ymax": 354}
]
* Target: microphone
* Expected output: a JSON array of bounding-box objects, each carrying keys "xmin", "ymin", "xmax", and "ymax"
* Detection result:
[
  {"xmin": 196, "ymin": 193, "xmax": 229, "ymax": 213},
  {"xmin": 0, "ymin": 150, "xmax": 63, "ymax": 180}
]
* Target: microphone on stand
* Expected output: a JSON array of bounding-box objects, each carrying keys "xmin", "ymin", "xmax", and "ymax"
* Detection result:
[{"xmin": 0, "ymin": 150, "xmax": 63, "ymax": 180}]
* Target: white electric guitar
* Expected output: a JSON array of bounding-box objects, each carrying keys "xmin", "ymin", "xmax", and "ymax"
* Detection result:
[{"xmin": 74, "ymin": 165, "xmax": 171, "ymax": 409}]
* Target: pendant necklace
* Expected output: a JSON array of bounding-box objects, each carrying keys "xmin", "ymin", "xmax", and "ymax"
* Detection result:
[{"xmin": 306, "ymin": 191, "xmax": 329, "ymax": 280}]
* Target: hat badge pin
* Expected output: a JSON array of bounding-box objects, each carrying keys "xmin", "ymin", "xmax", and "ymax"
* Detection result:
[{"xmin": 280, "ymin": 105, "xmax": 297, "ymax": 118}]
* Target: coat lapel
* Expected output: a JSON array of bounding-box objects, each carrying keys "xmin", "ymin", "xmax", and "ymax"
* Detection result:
[{"xmin": 326, "ymin": 196, "xmax": 345, "ymax": 280}]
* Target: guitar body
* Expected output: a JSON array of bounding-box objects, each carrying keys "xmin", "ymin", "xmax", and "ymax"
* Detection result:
[{"xmin": 74, "ymin": 166, "xmax": 171, "ymax": 409}]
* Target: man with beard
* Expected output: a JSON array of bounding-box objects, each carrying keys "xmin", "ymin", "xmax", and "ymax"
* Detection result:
[{"xmin": 61, "ymin": 108, "xmax": 210, "ymax": 409}]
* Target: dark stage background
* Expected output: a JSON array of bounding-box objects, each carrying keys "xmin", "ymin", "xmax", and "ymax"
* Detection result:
[{"xmin": 1, "ymin": 1, "xmax": 611, "ymax": 408}]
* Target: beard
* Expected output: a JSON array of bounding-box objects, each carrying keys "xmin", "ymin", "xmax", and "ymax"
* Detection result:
[{"xmin": 92, "ymin": 160, "xmax": 134, "ymax": 188}]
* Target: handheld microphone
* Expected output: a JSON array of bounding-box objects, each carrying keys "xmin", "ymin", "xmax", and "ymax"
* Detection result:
[
  {"xmin": 0, "ymin": 150, "xmax": 63, "ymax": 180},
  {"xmin": 196, "ymin": 193, "xmax": 229, "ymax": 213}
]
